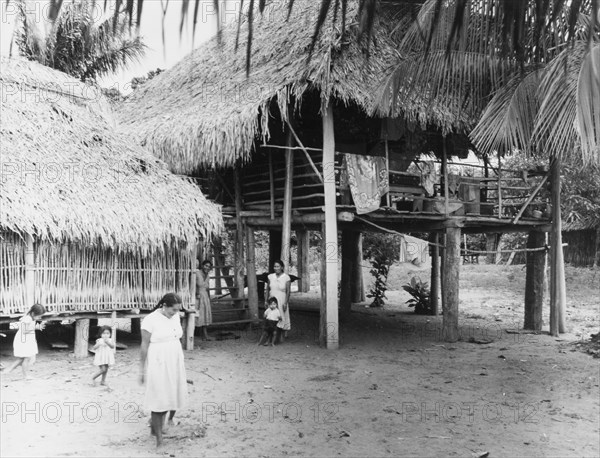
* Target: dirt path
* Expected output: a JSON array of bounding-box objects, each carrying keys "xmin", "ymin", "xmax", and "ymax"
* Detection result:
[{"xmin": 1, "ymin": 264, "xmax": 598, "ymax": 457}]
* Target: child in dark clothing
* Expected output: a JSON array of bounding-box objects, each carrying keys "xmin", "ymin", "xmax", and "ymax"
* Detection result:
[{"xmin": 257, "ymin": 297, "xmax": 282, "ymax": 346}]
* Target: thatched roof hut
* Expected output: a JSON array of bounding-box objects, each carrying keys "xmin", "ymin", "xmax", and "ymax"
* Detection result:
[
  {"xmin": 562, "ymin": 216, "xmax": 600, "ymax": 267},
  {"xmin": 118, "ymin": 0, "xmax": 472, "ymax": 173},
  {"xmin": 1, "ymin": 57, "xmax": 223, "ymax": 315},
  {"xmin": 1, "ymin": 57, "xmax": 222, "ymax": 251}
]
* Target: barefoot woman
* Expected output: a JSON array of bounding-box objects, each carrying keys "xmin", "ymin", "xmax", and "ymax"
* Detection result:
[
  {"xmin": 195, "ymin": 260, "xmax": 213, "ymax": 340},
  {"xmin": 266, "ymin": 260, "xmax": 291, "ymax": 343},
  {"xmin": 140, "ymin": 293, "xmax": 188, "ymax": 447}
]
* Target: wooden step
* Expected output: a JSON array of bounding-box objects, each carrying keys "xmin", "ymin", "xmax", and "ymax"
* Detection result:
[
  {"xmin": 212, "ymin": 308, "xmax": 248, "ymax": 313},
  {"xmin": 208, "ymin": 319, "xmax": 260, "ymax": 326}
]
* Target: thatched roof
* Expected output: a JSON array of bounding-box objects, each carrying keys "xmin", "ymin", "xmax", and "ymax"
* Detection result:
[
  {"xmin": 563, "ymin": 216, "xmax": 600, "ymax": 232},
  {"xmin": 118, "ymin": 0, "xmax": 468, "ymax": 172},
  {"xmin": 0, "ymin": 57, "xmax": 223, "ymax": 252}
]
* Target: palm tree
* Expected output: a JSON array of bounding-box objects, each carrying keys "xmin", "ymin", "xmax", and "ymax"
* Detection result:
[
  {"xmin": 13, "ymin": 0, "xmax": 146, "ymax": 82},
  {"xmin": 370, "ymin": 0, "xmax": 599, "ymax": 164}
]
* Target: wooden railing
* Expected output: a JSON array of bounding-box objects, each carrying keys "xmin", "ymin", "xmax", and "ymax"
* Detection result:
[{"xmin": 230, "ymin": 149, "xmax": 550, "ymax": 221}]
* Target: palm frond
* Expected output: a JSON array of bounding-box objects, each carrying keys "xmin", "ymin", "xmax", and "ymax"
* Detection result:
[
  {"xmin": 533, "ymin": 40, "xmax": 600, "ymax": 163},
  {"xmin": 470, "ymin": 69, "xmax": 543, "ymax": 155},
  {"xmin": 576, "ymin": 43, "xmax": 600, "ymax": 162}
]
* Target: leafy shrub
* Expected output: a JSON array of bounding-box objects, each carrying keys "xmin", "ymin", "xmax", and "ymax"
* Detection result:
[{"xmin": 402, "ymin": 276, "xmax": 432, "ymax": 314}]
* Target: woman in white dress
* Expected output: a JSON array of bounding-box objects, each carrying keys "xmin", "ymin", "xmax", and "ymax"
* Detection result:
[
  {"xmin": 266, "ymin": 260, "xmax": 291, "ymax": 344},
  {"xmin": 195, "ymin": 260, "xmax": 213, "ymax": 340},
  {"xmin": 139, "ymin": 293, "xmax": 187, "ymax": 447}
]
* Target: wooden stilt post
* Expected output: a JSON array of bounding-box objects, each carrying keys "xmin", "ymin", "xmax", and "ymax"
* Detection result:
[
  {"xmin": 296, "ymin": 230, "xmax": 310, "ymax": 292},
  {"xmin": 269, "ymin": 231, "xmax": 282, "ymax": 270},
  {"xmin": 269, "ymin": 150, "xmax": 276, "ymax": 220},
  {"xmin": 440, "ymin": 232, "xmax": 446, "ymax": 310},
  {"xmin": 442, "ymin": 226, "xmax": 461, "ymax": 342},
  {"xmin": 430, "ymin": 232, "xmax": 440, "ymax": 315},
  {"xmin": 182, "ymin": 259, "xmax": 197, "ymax": 350},
  {"xmin": 246, "ymin": 226, "xmax": 259, "ymax": 321},
  {"xmin": 321, "ymin": 102, "xmax": 339, "ymax": 349},
  {"xmin": 281, "ymin": 129, "xmax": 294, "ymax": 271},
  {"xmin": 111, "ymin": 310, "xmax": 118, "ymax": 351},
  {"xmin": 25, "ymin": 233, "xmax": 35, "ymax": 307},
  {"xmin": 184, "ymin": 310, "xmax": 196, "ymax": 350},
  {"xmin": 351, "ymin": 233, "xmax": 365, "ymax": 302},
  {"xmin": 213, "ymin": 237, "xmax": 223, "ymax": 295},
  {"xmin": 550, "ymin": 156, "xmax": 567, "ymax": 335},
  {"xmin": 234, "ymin": 166, "xmax": 245, "ymax": 300},
  {"xmin": 340, "ymin": 231, "xmax": 353, "ymax": 316},
  {"xmin": 524, "ymin": 230, "xmax": 546, "ymax": 331},
  {"xmin": 74, "ymin": 319, "xmax": 89, "ymax": 358},
  {"xmin": 497, "ymin": 154, "xmax": 503, "ymax": 218},
  {"xmin": 442, "ymin": 138, "xmax": 449, "ymax": 216}
]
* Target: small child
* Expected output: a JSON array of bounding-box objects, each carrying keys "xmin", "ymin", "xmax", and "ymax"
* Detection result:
[
  {"xmin": 258, "ymin": 297, "xmax": 282, "ymax": 347},
  {"xmin": 2, "ymin": 303, "xmax": 46, "ymax": 379},
  {"xmin": 91, "ymin": 326, "xmax": 115, "ymax": 386}
]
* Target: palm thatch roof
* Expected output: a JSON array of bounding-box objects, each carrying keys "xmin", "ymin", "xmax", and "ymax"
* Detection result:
[
  {"xmin": 117, "ymin": 0, "xmax": 471, "ymax": 173},
  {"xmin": 563, "ymin": 215, "xmax": 600, "ymax": 232},
  {"xmin": 0, "ymin": 57, "xmax": 223, "ymax": 252}
]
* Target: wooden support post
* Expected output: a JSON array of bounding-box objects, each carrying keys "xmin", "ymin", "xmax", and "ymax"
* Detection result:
[
  {"xmin": 269, "ymin": 230, "xmax": 282, "ymax": 269},
  {"xmin": 246, "ymin": 226, "xmax": 259, "ymax": 321},
  {"xmin": 182, "ymin": 310, "xmax": 196, "ymax": 350},
  {"xmin": 321, "ymin": 102, "xmax": 339, "ymax": 349},
  {"xmin": 442, "ymin": 137, "xmax": 449, "ymax": 216},
  {"xmin": 340, "ymin": 231, "xmax": 353, "ymax": 316},
  {"xmin": 440, "ymin": 232, "xmax": 446, "ymax": 310},
  {"xmin": 550, "ymin": 156, "xmax": 567, "ymax": 335},
  {"xmin": 213, "ymin": 237, "xmax": 222, "ymax": 295},
  {"xmin": 234, "ymin": 167, "xmax": 245, "ymax": 300},
  {"xmin": 524, "ymin": 231, "xmax": 546, "ymax": 331},
  {"xmin": 111, "ymin": 311, "xmax": 117, "ymax": 350},
  {"xmin": 384, "ymin": 136, "xmax": 391, "ymax": 207},
  {"xmin": 296, "ymin": 230, "xmax": 310, "ymax": 292},
  {"xmin": 497, "ymin": 154, "xmax": 503, "ymax": 218},
  {"xmin": 430, "ymin": 232, "xmax": 440, "ymax": 315},
  {"xmin": 269, "ymin": 151, "xmax": 275, "ymax": 219},
  {"xmin": 351, "ymin": 232, "xmax": 365, "ymax": 303},
  {"xmin": 25, "ymin": 233, "xmax": 35, "ymax": 307},
  {"xmin": 442, "ymin": 227, "xmax": 461, "ymax": 342},
  {"xmin": 485, "ymin": 233, "xmax": 498, "ymax": 264},
  {"xmin": 74, "ymin": 319, "xmax": 89, "ymax": 358},
  {"xmin": 281, "ymin": 129, "xmax": 294, "ymax": 271}
]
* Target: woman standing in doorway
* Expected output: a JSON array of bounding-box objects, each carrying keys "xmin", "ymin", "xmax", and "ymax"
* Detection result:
[
  {"xmin": 195, "ymin": 260, "xmax": 213, "ymax": 341},
  {"xmin": 266, "ymin": 260, "xmax": 291, "ymax": 343}
]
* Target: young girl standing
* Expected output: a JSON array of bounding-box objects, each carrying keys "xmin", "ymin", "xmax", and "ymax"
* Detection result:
[
  {"xmin": 3, "ymin": 303, "xmax": 46, "ymax": 379},
  {"xmin": 91, "ymin": 326, "xmax": 115, "ymax": 386}
]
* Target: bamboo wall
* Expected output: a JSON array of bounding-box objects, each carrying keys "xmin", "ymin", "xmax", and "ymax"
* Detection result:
[{"xmin": 1, "ymin": 232, "xmax": 196, "ymax": 315}]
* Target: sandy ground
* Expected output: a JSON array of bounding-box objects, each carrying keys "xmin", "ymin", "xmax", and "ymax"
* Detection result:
[{"xmin": 1, "ymin": 263, "xmax": 599, "ymax": 457}]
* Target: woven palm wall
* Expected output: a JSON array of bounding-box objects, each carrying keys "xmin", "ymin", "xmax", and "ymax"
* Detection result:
[{"xmin": 1, "ymin": 233, "xmax": 196, "ymax": 315}]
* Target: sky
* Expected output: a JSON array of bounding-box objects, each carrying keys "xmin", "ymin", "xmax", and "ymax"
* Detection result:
[{"xmin": 0, "ymin": 0, "xmax": 242, "ymax": 93}]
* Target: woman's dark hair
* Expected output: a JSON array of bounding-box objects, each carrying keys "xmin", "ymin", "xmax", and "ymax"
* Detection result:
[
  {"xmin": 273, "ymin": 259, "xmax": 285, "ymax": 269},
  {"xmin": 202, "ymin": 260, "xmax": 213, "ymax": 267},
  {"xmin": 268, "ymin": 296, "xmax": 278, "ymax": 305},
  {"xmin": 28, "ymin": 303, "xmax": 46, "ymax": 317},
  {"xmin": 97, "ymin": 325, "xmax": 112, "ymax": 338},
  {"xmin": 153, "ymin": 293, "xmax": 183, "ymax": 311}
]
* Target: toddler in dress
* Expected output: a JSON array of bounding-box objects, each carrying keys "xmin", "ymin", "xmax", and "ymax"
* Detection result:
[
  {"xmin": 2, "ymin": 303, "xmax": 46, "ymax": 379},
  {"xmin": 91, "ymin": 326, "xmax": 115, "ymax": 386}
]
